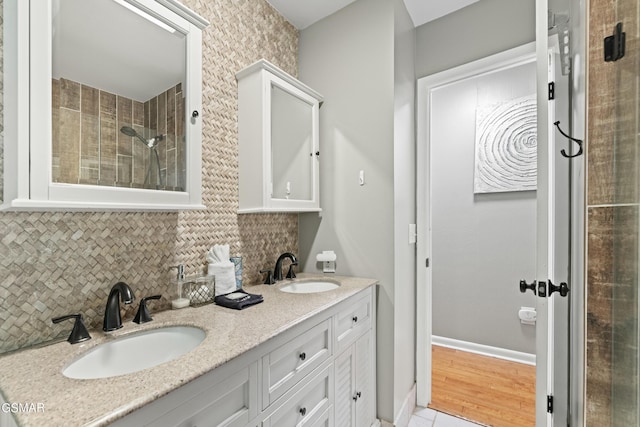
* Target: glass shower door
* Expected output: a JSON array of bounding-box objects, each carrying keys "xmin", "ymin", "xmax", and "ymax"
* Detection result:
[{"xmin": 611, "ymin": 0, "xmax": 640, "ymax": 425}]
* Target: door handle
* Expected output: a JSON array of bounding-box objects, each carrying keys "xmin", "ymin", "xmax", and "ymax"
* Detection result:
[
  {"xmin": 548, "ymin": 280, "xmax": 570, "ymax": 297},
  {"xmin": 519, "ymin": 280, "xmax": 536, "ymax": 295},
  {"xmin": 520, "ymin": 280, "xmax": 569, "ymax": 298}
]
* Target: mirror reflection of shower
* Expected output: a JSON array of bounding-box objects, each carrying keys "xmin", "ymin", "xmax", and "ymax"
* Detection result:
[{"xmin": 120, "ymin": 126, "xmax": 165, "ymax": 187}]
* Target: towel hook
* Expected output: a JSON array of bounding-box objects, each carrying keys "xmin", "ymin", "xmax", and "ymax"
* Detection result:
[{"xmin": 554, "ymin": 121, "xmax": 583, "ymax": 158}]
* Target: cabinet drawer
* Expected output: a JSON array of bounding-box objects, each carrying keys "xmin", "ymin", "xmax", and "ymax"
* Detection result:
[
  {"xmin": 263, "ymin": 318, "xmax": 332, "ymax": 408},
  {"xmin": 263, "ymin": 364, "xmax": 333, "ymax": 427},
  {"xmin": 160, "ymin": 363, "xmax": 258, "ymax": 427},
  {"xmin": 304, "ymin": 405, "xmax": 333, "ymax": 427},
  {"xmin": 115, "ymin": 361, "xmax": 259, "ymax": 427},
  {"xmin": 335, "ymin": 291, "xmax": 371, "ymax": 353}
]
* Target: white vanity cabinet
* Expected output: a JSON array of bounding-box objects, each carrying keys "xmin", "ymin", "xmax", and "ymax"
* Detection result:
[
  {"xmin": 113, "ymin": 287, "xmax": 376, "ymax": 427},
  {"xmin": 236, "ymin": 60, "xmax": 323, "ymax": 213}
]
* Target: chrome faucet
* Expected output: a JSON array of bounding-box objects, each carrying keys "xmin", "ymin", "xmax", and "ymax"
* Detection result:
[
  {"xmin": 274, "ymin": 252, "xmax": 298, "ymax": 281},
  {"xmin": 103, "ymin": 282, "xmax": 135, "ymax": 332}
]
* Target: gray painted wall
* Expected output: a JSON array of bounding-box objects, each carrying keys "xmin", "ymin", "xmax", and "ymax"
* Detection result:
[
  {"xmin": 415, "ymin": 0, "xmax": 536, "ymax": 78},
  {"xmin": 417, "ymin": 0, "xmax": 537, "ymax": 354},
  {"xmin": 392, "ymin": 0, "xmax": 417, "ymax": 418},
  {"xmin": 298, "ymin": 0, "xmax": 416, "ymax": 422},
  {"xmin": 430, "ymin": 60, "xmax": 537, "ymax": 354}
]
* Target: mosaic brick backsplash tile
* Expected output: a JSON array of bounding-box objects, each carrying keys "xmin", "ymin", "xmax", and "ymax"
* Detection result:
[{"xmin": 0, "ymin": 0, "xmax": 299, "ymax": 354}]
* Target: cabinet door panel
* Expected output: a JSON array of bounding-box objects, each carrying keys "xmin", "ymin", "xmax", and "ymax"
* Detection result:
[
  {"xmin": 355, "ymin": 332, "xmax": 373, "ymax": 427},
  {"xmin": 334, "ymin": 345, "xmax": 355, "ymax": 427}
]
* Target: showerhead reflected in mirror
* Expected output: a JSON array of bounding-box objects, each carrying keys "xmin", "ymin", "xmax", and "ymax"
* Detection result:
[
  {"xmin": 51, "ymin": 0, "xmax": 187, "ymax": 192},
  {"xmin": 119, "ymin": 126, "xmax": 165, "ymax": 188},
  {"xmin": 120, "ymin": 126, "xmax": 164, "ymax": 149}
]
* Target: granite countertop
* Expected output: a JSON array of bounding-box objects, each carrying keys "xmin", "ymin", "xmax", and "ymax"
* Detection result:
[{"xmin": 0, "ymin": 274, "xmax": 377, "ymax": 427}]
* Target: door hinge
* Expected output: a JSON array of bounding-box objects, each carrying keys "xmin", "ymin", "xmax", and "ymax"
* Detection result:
[
  {"xmin": 547, "ymin": 395, "xmax": 554, "ymax": 413},
  {"xmin": 425, "ymin": 258, "xmax": 430, "ymax": 268},
  {"xmin": 548, "ymin": 82, "xmax": 555, "ymax": 100}
]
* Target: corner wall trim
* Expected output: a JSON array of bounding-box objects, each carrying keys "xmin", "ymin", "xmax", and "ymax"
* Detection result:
[
  {"xmin": 432, "ymin": 335, "xmax": 536, "ymax": 366},
  {"xmin": 394, "ymin": 383, "xmax": 417, "ymax": 427}
]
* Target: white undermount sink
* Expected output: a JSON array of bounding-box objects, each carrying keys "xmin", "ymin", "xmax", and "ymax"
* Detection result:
[
  {"xmin": 62, "ymin": 326, "xmax": 205, "ymax": 379},
  {"xmin": 279, "ymin": 280, "xmax": 340, "ymax": 294}
]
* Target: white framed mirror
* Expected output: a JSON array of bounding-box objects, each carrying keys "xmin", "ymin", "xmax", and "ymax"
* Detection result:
[
  {"xmin": 2, "ymin": 0, "xmax": 208, "ymax": 210},
  {"xmin": 270, "ymin": 82, "xmax": 315, "ymax": 202}
]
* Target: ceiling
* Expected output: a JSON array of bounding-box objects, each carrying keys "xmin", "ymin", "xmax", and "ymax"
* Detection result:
[
  {"xmin": 53, "ymin": 0, "xmax": 185, "ymax": 102},
  {"xmin": 265, "ymin": 0, "xmax": 480, "ymax": 29}
]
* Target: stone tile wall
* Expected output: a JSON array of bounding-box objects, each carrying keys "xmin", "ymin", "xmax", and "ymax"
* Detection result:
[
  {"xmin": 0, "ymin": 0, "xmax": 300, "ymax": 354},
  {"xmin": 586, "ymin": 0, "xmax": 639, "ymax": 424}
]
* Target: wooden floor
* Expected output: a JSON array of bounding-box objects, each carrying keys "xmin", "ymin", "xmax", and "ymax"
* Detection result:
[{"xmin": 428, "ymin": 345, "xmax": 536, "ymax": 427}]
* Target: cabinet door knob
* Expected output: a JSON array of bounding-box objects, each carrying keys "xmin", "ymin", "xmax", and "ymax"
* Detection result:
[
  {"xmin": 192, "ymin": 110, "xmax": 199, "ymax": 118},
  {"xmin": 299, "ymin": 352, "xmax": 306, "ymax": 361},
  {"xmin": 352, "ymin": 316, "xmax": 358, "ymax": 323},
  {"xmin": 353, "ymin": 391, "xmax": 362, "ymax": 401},
  {"xmin": 299, "ymin": 407, "xmax": 307, "ymax": 416}
]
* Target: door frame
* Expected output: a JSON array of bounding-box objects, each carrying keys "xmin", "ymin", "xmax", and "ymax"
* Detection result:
[
  {"xmin": 415, "ymin": 39, "xmax": 586, "ymax": 425},
  {"xmin": 416, "ymin": 41, "xmax": 538, "ymax": 407}
]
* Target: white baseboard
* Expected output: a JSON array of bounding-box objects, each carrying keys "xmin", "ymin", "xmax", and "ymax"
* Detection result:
[
  {"xmin": 393, "ymin": 383, "xmax": 416, "ymax": 427},
  {"xmin": 432, "ymin": 335, "xmax": 536, "ymax": 366}
]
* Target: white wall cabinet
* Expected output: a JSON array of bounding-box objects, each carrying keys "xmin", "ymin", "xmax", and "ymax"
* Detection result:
[
  {"xmin": 112, "ymin": 288, "xmax": 376, "ymax": 427},
  {"xmin": 3, "ymin": 0, "xmax": 208, "ymax": 211},
  {"xmin": 236, "ymin": 60, "xmax": 323, "ymax": 213}
]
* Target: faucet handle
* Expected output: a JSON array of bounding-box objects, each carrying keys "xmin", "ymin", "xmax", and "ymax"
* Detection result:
[
  {"xmin": 260, "ymin": 269, "xmax": 276, "ymax": 285},
  {"xmin": 133, "ymin": 295, "xmax": 162, "ymax": 324},
  {"xmin": 286, "ymin": 261, "xmax": 298, "ymax": 279},
  {"xmin": 52, "ymin": 314, "xmax": 91, "ymax": 344},
  {"xmin": 170, "ymin": 265, "xmax": 186, "ymax": 280}
]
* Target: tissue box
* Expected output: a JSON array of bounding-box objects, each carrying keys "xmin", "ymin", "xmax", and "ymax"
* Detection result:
[{"xmin": 184, "ymin": 275, "xmax": 215, "ymax": 307}]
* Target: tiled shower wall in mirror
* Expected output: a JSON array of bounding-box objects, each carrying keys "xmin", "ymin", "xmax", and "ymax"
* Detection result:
[
  {"xmin": 52, "ymin": 78, "xmax": 185, "ymax": 190},
  {"xmin": 0, "ymin": 0, "xmax": 299, "ymax": 353}
]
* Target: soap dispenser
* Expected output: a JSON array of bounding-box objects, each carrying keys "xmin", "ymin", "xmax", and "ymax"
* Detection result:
[{"xmin": 171, "ymin": 264, "xmax": 190, "ymax": 309}]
